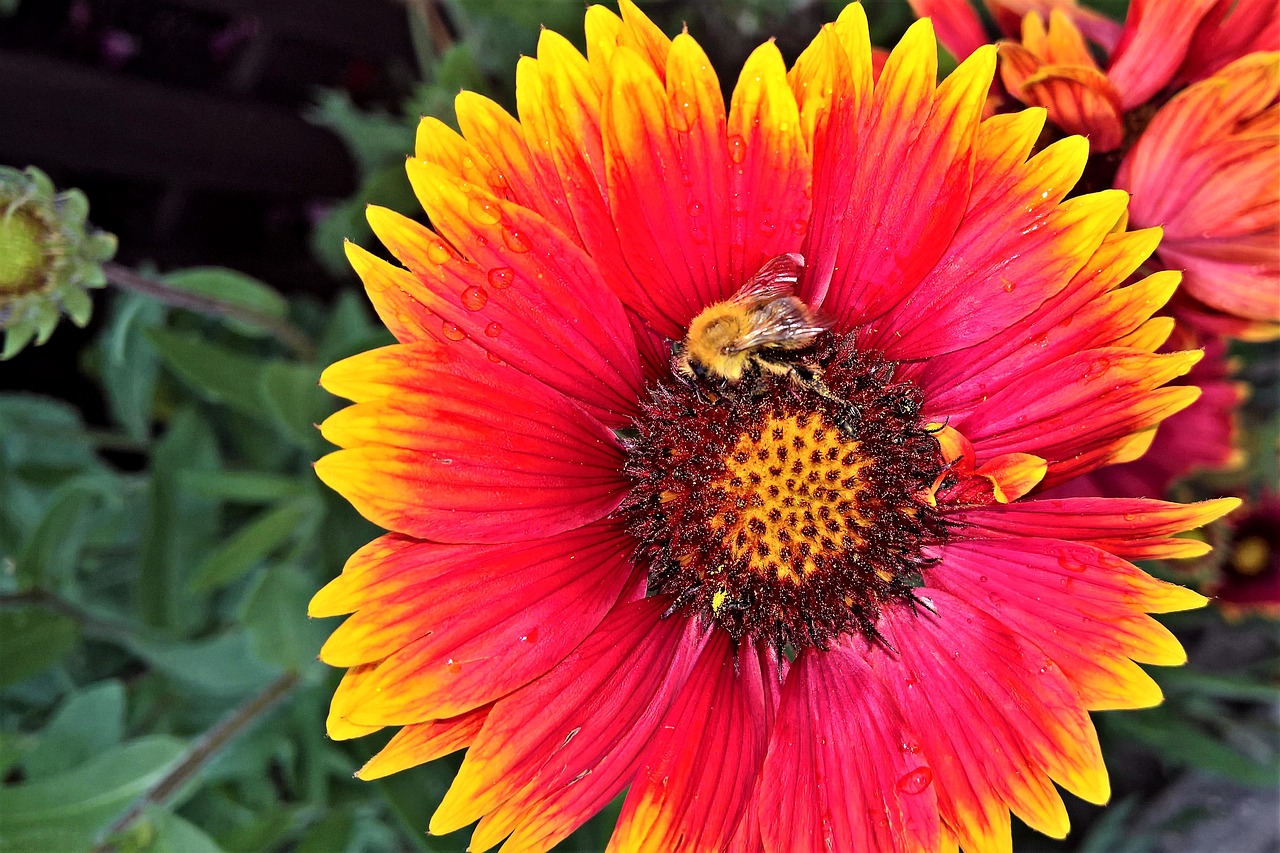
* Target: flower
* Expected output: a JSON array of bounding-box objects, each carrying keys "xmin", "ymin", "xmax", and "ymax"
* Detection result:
[
  {"xmin": 1116, "ymin": 53, "xmax": 1280, "ymax": 341},
  {"xmin": 1206, "ymin": 494, "xmax": 1280, "ymax": 619},
  {"xmin": 0, "ymin": 165, "xmax": 116, "ymax": 358},
  {"xmin": 312, "ymin": 4, "xmax": 1236, "ymax": 850},
  {"xmin": 992, "ymin": 0, "xmax": 1277, "ymax": 152}
]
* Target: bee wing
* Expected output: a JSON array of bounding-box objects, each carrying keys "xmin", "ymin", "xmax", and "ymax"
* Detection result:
[
  {"xmin": 730, "ymin": 252, "xmax": 805, "ymax": 304},
  {"xmin": 725, "ymin": 297, "xmax": 828, "ymax": 353}
]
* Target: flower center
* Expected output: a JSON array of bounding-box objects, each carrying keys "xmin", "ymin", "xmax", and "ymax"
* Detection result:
[{"xmin": 621, "ymin": 334, "xmax": 947, "ymax": 650}]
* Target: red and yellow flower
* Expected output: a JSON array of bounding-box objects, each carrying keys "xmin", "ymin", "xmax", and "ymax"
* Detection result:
[{"xmin": 312, "ymin": 3, "xmax": 1236, "ymax": 850}]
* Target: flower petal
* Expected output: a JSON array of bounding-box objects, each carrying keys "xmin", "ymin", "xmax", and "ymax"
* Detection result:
[
  {"xmin": 608, "ymin": 634, "xmax": 772, "ymax": 853},
  {"xmin": 356, "ymin": 706, "xmax": 490, "ymax": 780},
  {"xmin": 430, "ymin": 598, "xmax": 706, "ymax": 850},
  {"xmin": 390, "ymin": 158, "xmax": 645, "ymax": 424},
  {"xmin": 1107, "ymin": 0, "xmax": 1219, "ymax": 108},
  {"xmin": 760, "ymin": 641, "xmax": 942, "ymax": 853},
  {"xmin": 319, "ymin": 520, "xmax": 634, "ymax": 723},
  {"xmin": 929, "ymin": 538, "xmax": 1205, "ymax": 710},
  {"xmin": 870, "ymin": 592, "xmax": 1106, "ymax": 849},
  {"xmin": 953, "ymin": 496, "xmax": 1240, "ymax": 561},
  {"xmin": 317, "ymin": 342, "xmax": 627, "ymax": 544},
  {"xmin": 804, "ymin": 21, "xmax": 994, "ymax": 332}
]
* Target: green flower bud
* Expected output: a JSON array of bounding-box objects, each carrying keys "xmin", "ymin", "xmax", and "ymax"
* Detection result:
[{"xmin": 0, "ymin": 166, "xmax": 117, "ymax": 358}]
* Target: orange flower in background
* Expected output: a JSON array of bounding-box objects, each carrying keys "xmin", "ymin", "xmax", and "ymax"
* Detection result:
[
  {"xmin": 995, "ymin": 0, "xmax": 1277, "ymax": 151},
  {"xmin": 312, "ymin": 3, "xmax": 1237, "ymax": 850},
  {"xmin": 1117, "ymin": 53, "xmax": 1280, "ymax": 341}
]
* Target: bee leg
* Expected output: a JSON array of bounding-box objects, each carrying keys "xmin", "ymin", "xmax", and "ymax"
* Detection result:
[{"xmin": 784, "ymin": 363, "xmax": 861, "ymax": 436}]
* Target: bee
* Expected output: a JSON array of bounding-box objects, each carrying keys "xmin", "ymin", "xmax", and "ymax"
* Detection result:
[
  {"xmin": 674, "ymin": 251, "xmax": 828, "ymax": 380},
  {"xmin": 674, "ymin": 253, "xmax": 858, "ymax": 430}
]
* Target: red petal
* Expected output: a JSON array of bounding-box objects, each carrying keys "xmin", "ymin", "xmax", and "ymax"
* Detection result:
[
  {"xmin": 953, "ymin": 496, "xmax": 1240, "ymax": 560},
  {"xmin": 430, "ymin": 598, "xmax": 706, "ymax": 848},
  {"xmin": 726, "ymin": 42, "xmax": 813, "ymax": 290},
  {"xmin": 317, "ymin": 342, "xmax": 627, "ymax": 544},
  {"xmin": 601, "ymin": 37, "xmax": 735, "ymax": 333},
  {"xmin": 608, "ymin": 634, "xmax": 772, "ymax": 853},
  {"xmin": 760, "ymin": 642, "xmax": 942, "ymax": 853},
  {"xmin": 392, "ymin": 158, "xmax": 645, "ymax": 425},
  {"xmin": 803, "ymin": 22, "xmax": 992, "ymax": 333},
  {"xmin": 320, "ymin": 519, "xmax": 634, "ymax": 723},
  {"xmin": 869, "ymin": 592, "xmax": 1105, "ymax": 848},
  {"xmin": 1107, "ymin": 0, "xmax": 1219, "ymax": 108},
  {"xmin": 929, "ymin": 539, "xmax": 1202, "ymax": 710}
]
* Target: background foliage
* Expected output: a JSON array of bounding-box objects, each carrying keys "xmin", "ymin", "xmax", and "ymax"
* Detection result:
[{"xmin": 1, "ymin": 1, "xmax": 1276, "ymax": 851}]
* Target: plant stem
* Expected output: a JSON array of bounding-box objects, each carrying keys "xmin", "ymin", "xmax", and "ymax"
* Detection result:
[
  {"xmin": 103, "ymin": 262, "xmax": 317, "ymax": 360},
  {"xmin": 93, "ymin": 671, "xmax": 301, "ymax": 851}
]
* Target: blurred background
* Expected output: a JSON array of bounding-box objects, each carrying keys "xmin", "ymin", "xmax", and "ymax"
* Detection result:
[{"xmin": 0, "ymin": 1, "xmax": 1276, "ymax": 851}]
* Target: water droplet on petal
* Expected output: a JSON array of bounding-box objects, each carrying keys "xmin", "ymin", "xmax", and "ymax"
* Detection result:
[
  {"xmin": 488, "ymin": 267, "xmax": 514, "ymax": 289},
  {"xmin": 687, "ymin": 200, "xmax": 703, "ymax": 217},
  {"xmin": 487, "ymin": 352, "xmax": 502, "ymax": 363},
  {"xmin": 520, "ymin": 627, "xmax": 540, "ymax": 643},
  {"xmin": 727, "ymin": 134, "xmax": 747, "ymax": 164},
  {"xmin": 484, "ymin": 321, "xmax": 503, "ymax": 338},
  {"xmin": 446, "ymin": 658, "xmax": 462, "ymax": 674},
  {"xmin": 791, "ymin": 217, "xmax": 807, "ymax": 235},
  {"xmin": 441, "ymin": 321, "xmax": 465, "ymax": 342},
  {"xmin": 896, "ymin": 767, "xmax": 933, "ymax": 795},
  {"xmin": 468, "ymin": 197, "xmax": 502, "ymax": 225},
  {"xmin": 1002, "ymin": 280, "xmax": 1017, "ymax": 293},
  {"xmin": 503, "ymin": 227, "xmax": 531, "ymax": 253},
  {"xmin": 426, "ymin": 241, "xmax": 451, "ymax": 264},
  {"xmin": 461, "ymin": 286, "xmax": 488, "ymax": 311}
]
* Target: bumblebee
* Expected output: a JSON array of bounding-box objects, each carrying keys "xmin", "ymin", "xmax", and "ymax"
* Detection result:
[{"xmin": 673, "ymin": 253, "xmax": 859, "ymax": 431}]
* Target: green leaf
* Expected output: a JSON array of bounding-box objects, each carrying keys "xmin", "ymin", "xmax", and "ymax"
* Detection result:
[
  {"xmin": 242, "ymin": 565, "xmax": 332, "ymax": 672},
  {"xmin": 0, "ymin": 607, "xmax": 78, "ymax": 687},
  {"xmin": 22, "ymin": 680, "xmax": 126, "ymax": 781},
  {"xmin": 310, "ymin": 164, "xmax": 417, "ymax": 278},
  {"xmin": 0, "ymin": 393, "xmax": 101, "ymax": 476},
  {"xmin": 306, "ymin": 90, "xmax": 414, "ymax": 176},
  {"xmin": 258, "ymin": 361, "xmax": 329, "ymax": 450},
  {"xmin": 1108, "ymin": 706, "xmax": 1280, "ymax": 787},
  {"xmin": 1154, "ymin": 667, "xmax": 1280, "ymax": 703},
  {"xmin": 99, "ymin": 292, "xmax": 167, "ymax": 440},
  {"xmin": 127, "ymin": 631, "xmax": 279, "ymax": 698},
  {"xmin": 14, "ymin": 475, "xmax": 115, "ymax": 589},
  {"xmin": 189, "ymin": 495, "xmax": 318, "ymax": 591},
  {"xmin": 138, "ymin": 407, "xmax": 221, "ymax": 631},
  {"xmin": 178, "ymin": 470, "xmax": 304, "ymax": 504},
  {"xmin": 162, "ymin": 268, "xmax": 289, "ymax": 340},
  {"xmin": 317, "ymin": 291, "xmax": 387, "ymax": 366},
  {"xmin": 146, "ymin": 327, "xmax": 271, "ymax": 417},
  {"xmin": 130, "ymin": 806, "xmax": 224, "ymax": 853},
  {"xmin": 0, "ymin": 735, "xmax": 184, "ymax": 853},
  {"xmin": 1077, "ymin": 797, "xmax": 1155, "ymax": 853}
]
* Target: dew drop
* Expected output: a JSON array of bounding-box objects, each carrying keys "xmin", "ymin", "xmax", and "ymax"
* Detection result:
[
  {"xmin": 446, "ymin": 658, "xmax": 462, "ymax": 674},
  {"xmin": 488, "ymin": 267, "xmax": 515, "ymax": 289},
  {"xmin": 791, "ymin": 217, "xmax": 807, "ymax": 235},
  {"xmin": 426, "ymin": 241, "xmax": 452, "ymax": 264},
  {"xmin": 900, "ymin": 741, "xmax": 921, "ymax": 755},
  {"xmin": 487, "ymin": 352, "xmax": 502, "ymax": 363},
  {"xmin": 468, "ymin": 197, "xmax": 502, "ymax": 225},
  {"xmin": 520, "ymin": 626, "xmax": 540, "ymax": 644},
  {"xmin": 503, "ymin": 227, "xmax": 531, "ymax": 253},
  {"xmin": 979, "ymin": 575, "xmax": 988, "ymax": 583},
  {"xmin": 461, "ymin": 285, "xmax": 489, "ymax": 311},
  {"xmin": 896, "ymin": 767, "xmax": 933, "ymax": 795},
  {"xmin": 1002, "ymin": 280, "xmax": 1017, "ymax": 293},
  {"xmin": 727, "ymin": 134, "xmax": 747, "ymax": 164},
  {"xmin": 484, "ymin": 321, "xmax": 503, "ymax": 338},
  {"xmin": 441, "ymin": 321, "xmax": 465, "ymax": 342},
  {"xmin": 687, "ymin": 200, "xmax": 703, "ymax": 217}
]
